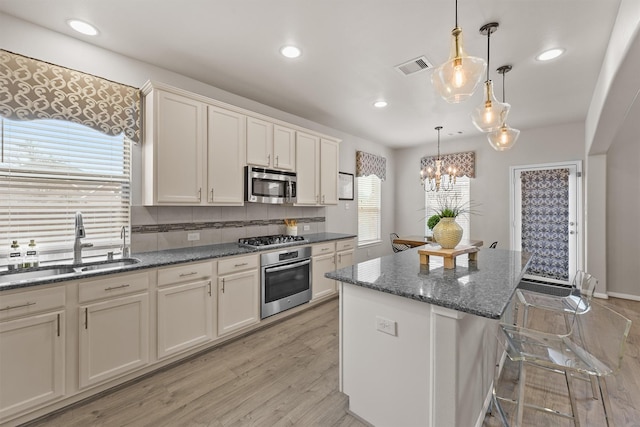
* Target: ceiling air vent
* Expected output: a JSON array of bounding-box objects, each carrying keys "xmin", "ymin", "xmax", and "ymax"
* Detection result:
[{"xmin": 395, "ymin": 56, "xmax": 433, "ymax": 76}]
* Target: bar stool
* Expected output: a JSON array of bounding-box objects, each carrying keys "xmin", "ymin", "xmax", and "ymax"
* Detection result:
[{"xmin": 493, "ymin": 300, "xmax": 632, "ymax": 426}]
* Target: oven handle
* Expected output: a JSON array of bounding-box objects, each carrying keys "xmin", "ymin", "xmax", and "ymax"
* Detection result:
[{"xmin": 264, "ymin": 258, "xmax": 310, "ymax": 274}]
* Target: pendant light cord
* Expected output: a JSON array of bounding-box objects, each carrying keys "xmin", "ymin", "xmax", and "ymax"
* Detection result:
[
  {"xmin": 486, "ymin": 28, "xmax": 491, "ymax": 81},
  {"xmin": 455, "ymin": 0, "xmax": 458, "ymax": 27},
  {"xmin": 502, "ymin": 71, "xmax": 506, "ymax": 102}
]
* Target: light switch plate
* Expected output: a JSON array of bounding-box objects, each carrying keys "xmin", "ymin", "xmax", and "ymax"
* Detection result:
[
  {"xmin": 303, "ymin": 225, "xmax": 310, "ymax": 231},
  {"xmin": 376, "ymin": 316, "xmax": 397, "ymax": 336},
  {"xmin": 187, "ymin": 232, "xmax": 200, "ymax": 241}
]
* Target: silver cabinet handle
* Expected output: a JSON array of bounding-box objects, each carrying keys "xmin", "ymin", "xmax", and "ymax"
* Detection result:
[
  {"xmin": 275, "ymin": 155, "xmax": 279, "ymax": 166},
  {"xmin": 321, "ymin": 248, "xmax": 330, "ymax": 252},
  {"xmin": 234, "ymin": 262, "xmax": 248, "ymax": 267},
  {"xmin": 104, "ymin": 284, "xmax": 130, "ymax": 291},
  {"xmin": 267, "ymin": 154, "xmax": 271, "ymax": 166},
  {"xmin": 208, "ymin": 281, "xmax": 212, "ymax": 297},
  {"xmin": 57, "ymin": 313, "xmax": 61, "ymax": 337},
  {"xmin": 221, "ymin": 278, "xmax": 225, "ymax": 293},
  {"xmin": 322, "ymin": 195, "xmax": 326, "ymax": 204},
  {"xmin": 198, "ymin": 188, "xmax": 202, "ymax": 201},
  {"xmin": 179, "ymin": 271, "xmax": 198, "ymax": 277},
  {"xmin": 210, "ymin": 188, "xmax": 214, "ymax": 202},
  {"xmin": 0, "ymin": 301, "xmax": 36, "ymax": 311},
  {"xmin": 85, "ymin": 307, "xmax": 88, "ymax": 329}
]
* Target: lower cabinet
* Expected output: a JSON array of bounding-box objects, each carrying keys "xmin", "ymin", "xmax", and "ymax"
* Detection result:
[
  {"xmin": 217, "ymin": 269, "xmax": 259, "ymax": 336},
  {"xmin": 78, "ymin": 273, "xmax": 150, "ymax": 389},
  {"xmin": 0, "ymin": 310, "xmax": 65, "ymax": 420},
  {"xmin": 156, "ymin": 261, "xmax": 214, "ymax": 359},
  {"xmin": 312, "ymin": 242, "xmax": 337, "ymax": 301}
]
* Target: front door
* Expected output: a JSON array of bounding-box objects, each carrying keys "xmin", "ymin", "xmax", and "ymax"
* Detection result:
[{"xmin": 510, "ymin": 162, "xmax": 582, "ymax": 285}]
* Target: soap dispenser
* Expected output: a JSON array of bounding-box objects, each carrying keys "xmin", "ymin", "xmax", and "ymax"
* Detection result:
[
  {"xmin": 8, "ymin": 240, "xmax": 23, "ymax": 271},
  {"xmin": 24, "ymin": 239, "xmax": 39, "ymax": 268}
]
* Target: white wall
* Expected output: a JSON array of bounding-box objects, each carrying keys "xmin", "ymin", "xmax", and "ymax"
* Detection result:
[{"xmin": 394, "ymin": 122, "xmax": 586, "ymax": 249}]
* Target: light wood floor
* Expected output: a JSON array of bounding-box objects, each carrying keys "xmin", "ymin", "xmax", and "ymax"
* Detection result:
[{"xmin": 25, "ymin": 297, "xmax": 639, "ymax": 427}]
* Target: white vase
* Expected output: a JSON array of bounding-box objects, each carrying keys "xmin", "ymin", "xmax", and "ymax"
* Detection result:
[{"xmin": 433, "ymin": 217, "xmax": 463, "ymax": 249}]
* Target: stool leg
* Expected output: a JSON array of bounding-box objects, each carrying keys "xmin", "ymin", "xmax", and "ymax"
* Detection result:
[
  {"xmin": 564, "ymin": 370, "xmax": 581, "ymax": 426},
  {"xmin": 516, "ymin": 361, "xmax": 527, "ymax": 426},
  {"xmin": 598, "ymin": 376, "xmax": 614, "ymax": 427}
]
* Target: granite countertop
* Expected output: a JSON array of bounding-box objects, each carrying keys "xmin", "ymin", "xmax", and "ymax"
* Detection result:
[
  {"xmin": 326, "ymin": 246, "xmax": 531, "ymax": 319},
  {"xmin": 0, "ymin": 232, "xmax": 356, "ymax": 291}
]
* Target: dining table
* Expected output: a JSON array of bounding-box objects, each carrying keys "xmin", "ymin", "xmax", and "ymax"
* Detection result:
[{"xmin": 393, "ymin": 235, "xmax": 484, "ymax": 248}]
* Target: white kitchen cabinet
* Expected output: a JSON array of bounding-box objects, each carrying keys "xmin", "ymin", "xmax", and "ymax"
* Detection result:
[
  {"xmin": 78, "ymin": 273, "xmax": 149, "ymax": 389},
  {"xmin": 142, "ymin": 82, "xmax": 246, "ymax": 206},
  {"xmin": 247, "ymin": 119, "xmax": 296, "ymax": 171},
  {"xmin": 207, "ymin": 105, "xmax": 246, "ymax": 205},
  {"xmin": 217, "ymin": 256, "xmax": 259, "ymax": 336},
  {"xmin": 296, "ymin": 132, "xmax": 339, "ymax": 206},
  {"xmin": 312, "ymin": 242, "xmax": 337, "ymax": 301},
  {"xmin": 0, "ymin": 288, "xmax": 65, "ymax": 422},
  {"xmin": 157, "ymin": 261, "xmax": 214, "ymax": 359},
  {"xmin": 143, "ymin": 87, "xmax": 206, "ymax": 205},
  {"xmin": 336, "ymin": 239, "xmax": 356, "ymax": 269}
]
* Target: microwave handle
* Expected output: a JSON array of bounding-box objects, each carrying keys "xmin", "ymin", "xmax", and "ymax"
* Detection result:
[
  {"xmin": 265, "ymin": 258, "xmax": 311, "ymax": 274},
  {"xmin": 286, "ymin": 180, "xmax": 293, "ymax": 201}
]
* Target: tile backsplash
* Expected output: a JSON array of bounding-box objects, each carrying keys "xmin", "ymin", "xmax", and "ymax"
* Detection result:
[{"xmin": 131, "ymin": 204, "xmax": 326, "ymax": 253}]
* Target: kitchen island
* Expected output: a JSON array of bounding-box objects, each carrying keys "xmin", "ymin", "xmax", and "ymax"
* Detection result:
[{"xmin": 326, "ymin": 246, "xmax": 531, "ymax": 427}]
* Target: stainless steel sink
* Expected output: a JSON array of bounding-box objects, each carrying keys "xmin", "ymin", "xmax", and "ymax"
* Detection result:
[
  {"xmin": 77, "ymin": 258, "xmax": 140, "ymax": 272},
  {"xmin": 0, "ymin": 258, "xmax": 141, "ymax": 285},
  {"xmin": 0, "ymin": 266, "xmax": 78, "ymax": 284}
]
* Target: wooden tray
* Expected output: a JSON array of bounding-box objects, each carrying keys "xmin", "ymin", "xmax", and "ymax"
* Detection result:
[{"xmin": 418, "ymin": 245, "xmax": 479, "ymax": 269}]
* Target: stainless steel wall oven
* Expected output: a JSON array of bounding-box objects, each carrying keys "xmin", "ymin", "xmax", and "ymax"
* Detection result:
[{"xmin": 260, "ymin": 246, "xmax": 311, "ymax": 319}]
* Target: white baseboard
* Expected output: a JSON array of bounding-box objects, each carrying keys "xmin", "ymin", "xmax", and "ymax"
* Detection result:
[{"xmin": 607, "ymin": 291, "xmax": 640, "ymax": 302}]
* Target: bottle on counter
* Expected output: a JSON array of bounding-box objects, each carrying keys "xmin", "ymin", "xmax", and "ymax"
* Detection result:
[
  {"xmin": 23, "ymin": 239, "xmax": 39, "ymax": 268},
  {"xmin": 8, "ymin": 240, "xmax": 23, "ymax": 271}
]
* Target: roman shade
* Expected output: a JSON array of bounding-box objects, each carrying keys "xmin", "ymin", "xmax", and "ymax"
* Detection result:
[
  {"xmin": 420, "ymin": 151, "xmax": 476, "ymax": 178},
  {"xmin": 0, "ymin": 49, "xmax": 141, "ymax": 143},
  {"xmin": 356, "ymin": 151, "xmax": 386, "ymax": 181}
]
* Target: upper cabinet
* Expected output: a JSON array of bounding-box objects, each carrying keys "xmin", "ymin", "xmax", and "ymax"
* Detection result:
[
  {"xmin": 296, "ymin": 132, "xmax": 339, "ymax": 206},
  {"xmin": 142, "ymin": 81, "xmax": 338, "ymax": 206},
  {"xmin": 246, "ymin": 118, "xmax": 296, "ymax": 171}
]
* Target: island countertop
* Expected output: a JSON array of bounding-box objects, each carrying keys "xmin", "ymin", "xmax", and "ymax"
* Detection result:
[{"xmin": 326, "ymin": 246, "xmax": 531, "ymax": 319}]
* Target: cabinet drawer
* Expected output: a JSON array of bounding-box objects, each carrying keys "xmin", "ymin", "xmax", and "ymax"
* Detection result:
[
  {"xmin": 79, "ymin": 272, "xmax": 149, "ymax": 303},
  {"xmin": 0, "ymin": 286, "xmax": 65, "ymax": 321},
  {"xmin": 312, "ymin": 242, "xmax": 335, "ymax": 256},
  {"xmin": 217, "ymin": 254, "xmax": 258, "ymax": 276},
  {"xmin": 336, "ymin": 239, "xmax": 356, "ymax": 252},
  {"xmin": 157, "ymin": 261, "xmax": 213, "ymax": 287}
]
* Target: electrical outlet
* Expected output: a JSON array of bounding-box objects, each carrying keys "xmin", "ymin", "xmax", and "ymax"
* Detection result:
[
  {"xmin": 303, "ymin": 225, "xmax": 310, "ymax": 231},
  {"xmin": 376, "ymin": 316, "xmax": 397, "ymax": 336},
  {"xmin": 187, "ymin": 232, "xmax": 200, "ymax": 241},
  {"xmin": 345, "ymin": 203, "xmax": 350, "ymax": 210}
]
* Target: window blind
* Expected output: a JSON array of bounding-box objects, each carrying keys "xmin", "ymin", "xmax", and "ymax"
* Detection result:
[
  {"xmin": 425, "ymin": 176, "xmax": 471, "ymax": 238},
  {"xmin": 1, "ymin": 118, "xmax": 131, "ymax": 262},
  {"xmin": 358, "ymin": 175, "xmax": 381, "ymax": 245}
]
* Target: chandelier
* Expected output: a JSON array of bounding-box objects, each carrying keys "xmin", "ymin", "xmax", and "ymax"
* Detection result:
[{"xmin": 420, "ymin": 126, "xmax": 457, "ymax": 192}]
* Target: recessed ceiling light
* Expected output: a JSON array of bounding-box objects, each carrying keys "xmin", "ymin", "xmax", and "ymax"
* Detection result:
[
  {"xmin": 373, "ymin": 101, "xmax": 388, "ymax": 108},
  {"xmin": 536, "ymin": 48, "xmax": 565, "ymax": 61},
  {"xmin": 280, "ymin": 46, "xmax": 301, "ymax": 59},
  {"xmin": 67, "ymin": 19, "xmax": 98, "ymax": 36}
]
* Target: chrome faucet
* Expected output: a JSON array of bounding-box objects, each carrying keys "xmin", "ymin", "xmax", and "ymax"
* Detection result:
[
  {"xmin": 73, "ymin": 212, "xmax": 93, "ymax": 264},
  {"xmin": 121, "ymin": 225, "xmax": 130, "ymax": 258}
]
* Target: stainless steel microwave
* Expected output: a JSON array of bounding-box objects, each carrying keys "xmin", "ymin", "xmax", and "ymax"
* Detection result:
[{"xmin": 245, "ymin": 166, "xmax": 297, "ymax": 204}]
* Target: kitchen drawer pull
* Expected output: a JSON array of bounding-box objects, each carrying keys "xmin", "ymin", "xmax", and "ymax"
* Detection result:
[
  {"xmin": 234, "ymin": 262, "xmax": 248, "ymax": 267},
  {"xmin": 321, "ymin": 248, "xmax": 330, "ymax": 252},
  {"xmin": 0, "ymin": 301, "xmax": 36, "ymax": 311},
  {"xmin": 179, "ymin": 271, "xmax": 199, "ymax": 277},
  {"xmin": 104, "ymin": 284, "xmax": 130, "ymax": 291}
]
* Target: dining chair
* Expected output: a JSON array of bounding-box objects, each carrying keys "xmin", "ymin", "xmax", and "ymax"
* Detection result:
[
  {"xmin": 493, "ymin": 300, "xmax": 632, "ymax": 426},
  {"xmin": 390, "ymin": 233, "xmax": 411, "ymax": 253},
  {"xmin": 489, "ymin": 241, "xmax": 498, "ymax": 248}
]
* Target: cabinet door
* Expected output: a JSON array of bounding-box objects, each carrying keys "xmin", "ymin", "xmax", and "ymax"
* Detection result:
[
  {"xmin": 320, "ymin": 138, "xmax": 339, "ymax": 205},
  {"xmin": 0, "ymin": 311, "xmax": 65, "ymax": 420},
  {"xmin": 79, "ymin": 293, "xmax": 149, "ymax": 389},
  {"xmin": 273, "ymin": 124, "xmax": 296, "ymax": 171},
  {"xmin": 155, "ymin": 91, "xmax": 206, "ymax": 204},
  {"xmin": 157, "ymin": 280, "xmax": 214, "ymax": 359},
  {"xmin": 337, "ymin": 249, "xmax": 355, "ymax": 269},
  {"xmin": 312, "ymin": 252, "xmax": 336, "ymax": 300},
  {"xmin": 246, "ymin": 116, "xmax": 272, "ymax": 167},
  {"xmin": 295, "ymin": 132, "xmax": 320, "ymax": 205},
  {"xmin": 217, "ymin": 270, "xmax": 259, "ymax": 336},
  {"xmin": 207, "ymin": 105, "xmax": 246, "ymax": 205}
]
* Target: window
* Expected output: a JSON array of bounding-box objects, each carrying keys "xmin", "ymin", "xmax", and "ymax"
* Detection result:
[
  {"xmin": 358, "ymin": 175, "xmax": 381, "ymax": 245},
  {"xmin": 1, "ymin": 118, "xmax": 131, "ymax": 264},
  {"xmin": 425, "ymin": 176, "xmax": 471, "ymax": 238}
]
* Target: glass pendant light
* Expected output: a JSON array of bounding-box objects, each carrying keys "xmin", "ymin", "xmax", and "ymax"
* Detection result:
[
  {"xmin": 471, "ymin": 22, "xmax": 510, "ymax": 132},
  {"xmin": 431, "ymin": 0, "xmax": 486, "ymax": 104},
  {"xmin": 488, "ymin": 65, "xmax": 520, "ymax": 150}
]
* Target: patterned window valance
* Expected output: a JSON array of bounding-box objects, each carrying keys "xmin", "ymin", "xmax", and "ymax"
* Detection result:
[
  {"xmin": 356, "ymin": 151, "xmax": 386, "ymax": 181},
  {"xmin": 0, "ymin": 50, "xmax": 141, "ymax": 143},
  {"xmin": 420, "ymin": 151, "xmax": 475, "ymax": 178}
]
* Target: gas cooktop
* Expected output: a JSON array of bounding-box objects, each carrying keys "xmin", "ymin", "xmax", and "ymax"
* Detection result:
[{"xmin": 238, "ymin": 234, "xmax": 309, "ymax": 248}]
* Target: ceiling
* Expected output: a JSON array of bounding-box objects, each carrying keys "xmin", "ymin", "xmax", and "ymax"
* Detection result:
[{"xmin": 0, "ymin": 0, "xmax": 623, "ymax": 148}]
